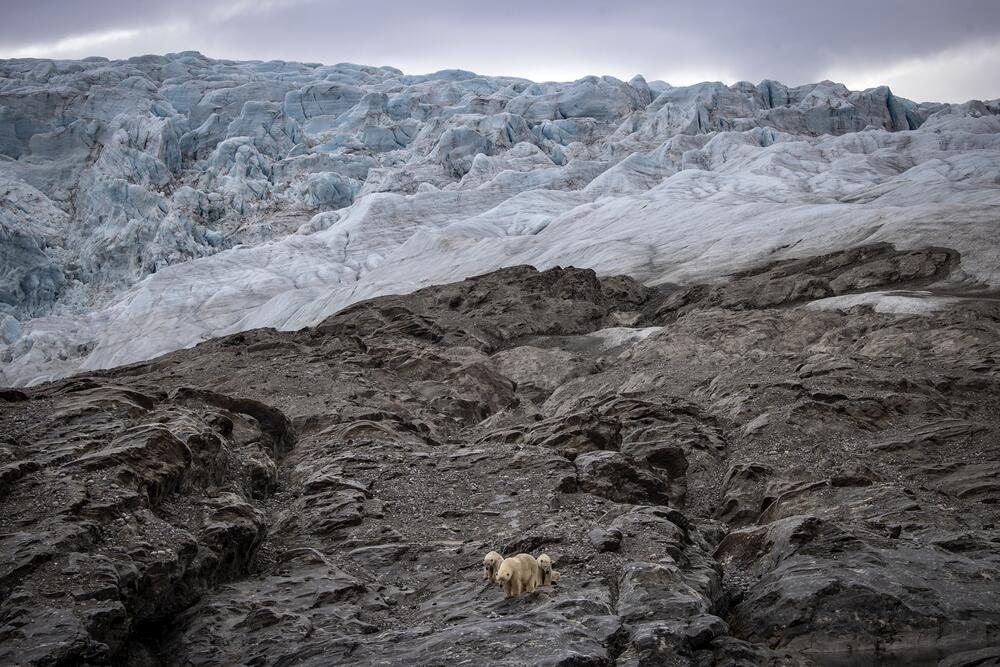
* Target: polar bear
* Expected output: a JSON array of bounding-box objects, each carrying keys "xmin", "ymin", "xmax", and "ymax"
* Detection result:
[
  {"xmin": 496, "ymin": 553, "xmax": 542, "ymax": 598},
  {"xmin": 536, "ymin": 553, "xmax": 560, "ymax": 586},
  {"xmin": 483, "ymin": 550, "xmax": 503, "ymax": 583}
]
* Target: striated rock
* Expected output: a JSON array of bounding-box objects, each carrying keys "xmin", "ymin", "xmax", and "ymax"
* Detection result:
[
  {"xmin": 718, "ymin": 515, "xmax": 1000, "ymax": 661},
  {"xmin": 0, "ymin": 256, "xmax": 998, "ymax": 664},
  {"xmin": 587, "ymin": 526, "xmax": 623, "ymax": 552},
  {"xmin": 0, "ymin": 378, "xmax": 292, "ymax": 663},
  {"xmin": 574, "ymin": 451, "xmax": 671, "ymax": 505},
  {"xmin": 506, "ymin": 407, "xmax": 622, "ymax": 457}
]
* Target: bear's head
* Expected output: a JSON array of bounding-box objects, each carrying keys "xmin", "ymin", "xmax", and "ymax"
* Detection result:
[
  {"xmin": 483, "ymin": 551, "xmax": 503, "ymax": 580},
  {"xmin": 537, "ymin": 554, "xmax": 552, "ymax": 573},
  {"xmin": 496, "ymin": 559, "xmax": 515, "ymax": 585}
]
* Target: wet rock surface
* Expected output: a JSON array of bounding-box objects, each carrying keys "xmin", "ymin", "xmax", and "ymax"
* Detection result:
[{"xmin": 1, "ymin": 247, "xmax": 999, "ymax": 665}]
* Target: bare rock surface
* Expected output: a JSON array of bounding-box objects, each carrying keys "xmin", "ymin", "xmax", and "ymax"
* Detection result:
[{"xmin": 1, "ymin": 248, "xmax": 999, "ymax": 665}]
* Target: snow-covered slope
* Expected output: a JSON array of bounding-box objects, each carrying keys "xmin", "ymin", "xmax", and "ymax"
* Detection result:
[{"xmin": 1, "ymin": 52, "xmax": 998, "ymax": 386}]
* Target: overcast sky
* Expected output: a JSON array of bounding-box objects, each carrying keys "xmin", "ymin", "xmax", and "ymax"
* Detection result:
[{"xmin": 1, "ymin": 0, "xmax": 998, "ymax": 103}]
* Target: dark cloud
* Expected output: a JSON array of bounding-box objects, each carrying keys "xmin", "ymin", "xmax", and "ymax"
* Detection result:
[{"xmin": 1, "ymin": 0, "xmax": 998, "ymax": 101}]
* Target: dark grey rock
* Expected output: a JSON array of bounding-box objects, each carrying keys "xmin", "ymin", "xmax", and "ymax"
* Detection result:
[
  {"xmin": 0, "ymin": 255, "xmax": 998, "ymax": 665},
  {"xmin": 587, "ymin": 527, "xmax": 623, "ymax": 552}
]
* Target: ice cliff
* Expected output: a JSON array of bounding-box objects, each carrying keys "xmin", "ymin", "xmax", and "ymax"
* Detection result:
[{"xmin": 1, "ymin": 51, "xmax": 998, "ymax": 385}]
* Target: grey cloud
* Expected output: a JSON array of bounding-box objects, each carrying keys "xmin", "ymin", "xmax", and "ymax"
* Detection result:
[{"xmin": 1, "ymin": 0, "xmax": 998, "ymax": 99}]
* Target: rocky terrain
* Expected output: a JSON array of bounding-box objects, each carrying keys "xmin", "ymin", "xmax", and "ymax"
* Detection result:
[
  {"xmin": 2, "ymin": 52, "xmax": 1000, "ymax": 386},
  {"xmin": 1, "ymin": 244, "xmax": 998, "ymax": 665}
]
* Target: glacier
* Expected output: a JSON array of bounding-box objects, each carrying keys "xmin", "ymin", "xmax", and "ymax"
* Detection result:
[{"xmin": 0, "ymin": 51, "xmax": 998, "ymax": 386}]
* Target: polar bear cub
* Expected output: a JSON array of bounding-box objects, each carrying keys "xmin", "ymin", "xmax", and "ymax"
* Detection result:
[
  {"xmin": 536, "ymin": 553, "xmax": 560, "ymax": 586},
  {"xmin": 496, "ymin": 553, "xmax": 542, "ymax": 598},
  {"xmin": 483, "ymin": 550, "xmax": 503, "ymax": 583}
]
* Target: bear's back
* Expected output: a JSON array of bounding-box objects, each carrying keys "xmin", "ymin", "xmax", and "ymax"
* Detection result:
[{"xmin": 512, "ymin": 553, "xmax": 541, "ymax": 583}]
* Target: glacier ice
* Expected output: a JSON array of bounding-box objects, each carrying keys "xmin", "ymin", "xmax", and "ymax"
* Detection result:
[{"xmin": 0, "ymin": 51, "xmax": 998, "ymax": 386}]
